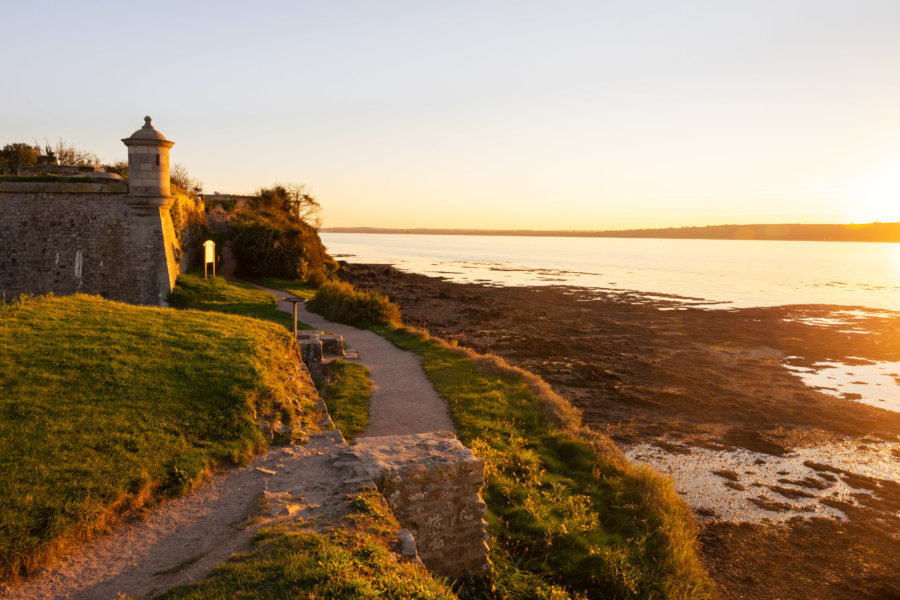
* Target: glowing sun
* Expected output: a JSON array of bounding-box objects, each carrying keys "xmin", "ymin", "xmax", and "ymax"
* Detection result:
[{"xmin": 848, "ymin": 160, "xmax": 900, "ymax": 224}]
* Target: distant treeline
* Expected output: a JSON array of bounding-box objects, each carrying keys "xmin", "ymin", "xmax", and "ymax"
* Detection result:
[{"xmin": 322, "ymin": 222, "xmax": 900, "ymax": 243}]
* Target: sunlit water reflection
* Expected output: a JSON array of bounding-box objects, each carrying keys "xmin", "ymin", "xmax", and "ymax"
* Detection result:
[
  {"xmin": 784, "ymin": 358, "xmax": 900, "ymax": 413},
  {"xmin": 322, "ymin": 233, "xmax": 900, "ymax": 311}
]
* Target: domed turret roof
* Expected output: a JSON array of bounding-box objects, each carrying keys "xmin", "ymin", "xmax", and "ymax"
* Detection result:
[{"xmin": 122, "ymin": 116, "xmax": 173, "ymax": 146}]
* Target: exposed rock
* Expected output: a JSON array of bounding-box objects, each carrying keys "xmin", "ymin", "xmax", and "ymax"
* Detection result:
[{"xmin": 349, "ymin": 431, "xmax": 491, "ymax": 578}]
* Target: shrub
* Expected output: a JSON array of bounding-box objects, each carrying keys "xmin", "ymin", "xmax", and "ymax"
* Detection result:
[
  {"xmin": 230, "ymin": 213, "xmax": 332, "ymax": 282},
  {"xmin": 306, "ymin": 281, "xmax": 400, "ymax": 326}
]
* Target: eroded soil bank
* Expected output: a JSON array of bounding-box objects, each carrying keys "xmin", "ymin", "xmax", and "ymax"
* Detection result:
[{"xmin": 341, "ymin": 263, "xmax": 900, "ymax": 600}]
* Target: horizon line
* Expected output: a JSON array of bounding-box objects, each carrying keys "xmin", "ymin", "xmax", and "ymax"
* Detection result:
[{"xmin": 319, "ymin": 222, "xmax": 900, "ymax": 243}]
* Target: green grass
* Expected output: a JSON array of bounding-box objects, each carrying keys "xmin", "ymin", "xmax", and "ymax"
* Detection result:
[
  {"xmin": 169, "ymin": 273, "xmax": 312, "ymax": 331},
  {"xmin": 0, "ymin": 294, "xmax": 321, "ymax": 581},
  {"xmin": 245, "ymin": 277, "xmax": 318, "ymax": 300},
  {"xmin": 371, "ymin": 326, "xmax": 717, "ymax": 600},
  {"xmin": 155, "ymin": 489, "xmax": 457, "ymax": 600},
  {"xmin": 317, "ymin": 359, "xmax": 373, "ymax": 441}
]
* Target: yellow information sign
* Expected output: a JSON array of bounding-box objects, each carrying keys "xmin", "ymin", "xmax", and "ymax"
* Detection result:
[{"xmin": 203, "ymin": 240, "xmax": 216, "ymax": 279}]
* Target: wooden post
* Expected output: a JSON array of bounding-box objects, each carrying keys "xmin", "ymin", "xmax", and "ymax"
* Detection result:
[{"xmin": 282, "ymin": 297, "xmax": 304, "ymax": 340}]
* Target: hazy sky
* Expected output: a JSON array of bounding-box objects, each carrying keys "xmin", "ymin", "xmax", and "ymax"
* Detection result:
[{"xmin": 4, "ymin": 1, "xmax": 900, "ymax": 229}]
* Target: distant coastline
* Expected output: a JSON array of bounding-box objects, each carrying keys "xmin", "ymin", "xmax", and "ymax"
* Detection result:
[{"xmin": 322, "ymin": 222, "xmax": 900, "ymax": 243}]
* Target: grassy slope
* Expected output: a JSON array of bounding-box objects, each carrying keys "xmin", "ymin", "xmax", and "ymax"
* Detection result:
[
  {"xmin": 317, "ymin": 359, "xmax": 373, "ymax": 442},
  {"xmin": 169, "ymin": 272, "xmax": 314, "ymax": 330},
  {"xmin": 374, "ymin": 326, "xmax": 717, "ymax": 600},
  {"xmin": 0, "ymin": 294, "xmax": 320, "ymax": 581}
]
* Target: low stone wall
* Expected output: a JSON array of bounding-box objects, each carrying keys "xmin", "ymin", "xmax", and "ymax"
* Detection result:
[{"xmin": 349, "ymin": 432, "xmax": 491, "ymax": 578}]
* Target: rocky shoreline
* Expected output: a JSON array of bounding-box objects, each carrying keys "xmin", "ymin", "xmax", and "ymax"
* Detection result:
[{"xmin": 340, "ymin": 262, "xmax": 900, "ymax": 600}]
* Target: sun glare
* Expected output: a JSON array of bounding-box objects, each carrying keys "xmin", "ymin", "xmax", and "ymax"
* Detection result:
[{"xmin": 848, "ymin": 161, "xmax": 900, "ymax": 224}]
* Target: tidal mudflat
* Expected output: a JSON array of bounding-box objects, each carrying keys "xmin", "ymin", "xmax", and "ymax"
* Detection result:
[{"xmin": 341, "ymin": 262, "xmax": 900, "ymax": 600}]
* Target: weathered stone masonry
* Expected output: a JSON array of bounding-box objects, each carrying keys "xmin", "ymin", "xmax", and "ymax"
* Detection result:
[
  {"xmin": 347, "ymin": 432, "xmax": 492, "ymax": 578},
  {"xmin": 0, "ymin": 183, "xmax": 178, "ymax": 305},
  {"xmin": 0, "ymin": 118, "xmax": 179, "ymax": 306}
]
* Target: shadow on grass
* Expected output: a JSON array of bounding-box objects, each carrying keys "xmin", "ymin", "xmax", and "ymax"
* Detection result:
[{"xmin": 170, "ymin": 273, "xmax": 306, "ymax": 330}]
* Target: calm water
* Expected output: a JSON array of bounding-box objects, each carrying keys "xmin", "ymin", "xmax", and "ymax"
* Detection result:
[{"xmin": 321, "ymin": 233, "xmax": 900, "ymax": 311}]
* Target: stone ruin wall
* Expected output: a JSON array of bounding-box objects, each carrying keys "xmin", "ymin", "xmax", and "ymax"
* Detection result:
[
  {"xmin": 0, "ymin": 182, "xmax": 179, "ymax": 306},
  {"xmin": 349, "ymin": 432, "xmax": 491, "ymax": 578}
]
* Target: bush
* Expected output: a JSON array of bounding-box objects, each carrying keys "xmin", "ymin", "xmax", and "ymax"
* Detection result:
[
  {"xmin": 306, "ymin": 281, "xmax": 400, "ymax": 326},
  {"xmin": 229, "ymin": 211, "xmax": 333, "ymax": 282},
  {"xmin": 230, "ymin": 218, "xmax": 324, "ymax": 280}
]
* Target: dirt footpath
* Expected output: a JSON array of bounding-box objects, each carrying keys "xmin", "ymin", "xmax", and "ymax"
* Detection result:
[
  {"xmin": 250, "ymin": 281, "xmax": 456, "ymax": 438},
  {"xmin": 0, "ymin": 431, "xmax": 351, "ymax": 600}
]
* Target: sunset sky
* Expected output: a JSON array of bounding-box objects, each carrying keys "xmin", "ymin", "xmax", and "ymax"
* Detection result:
[{"xmin": 4, "ymin": 0, "xmax": 900, "ymax": 230}]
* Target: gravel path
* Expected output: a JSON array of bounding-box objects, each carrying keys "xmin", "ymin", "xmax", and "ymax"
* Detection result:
[
  {"xmin": 223, "ymin": 247, "xmax": 454, "ymax": 435},
  {"xmin": 249, "ymin": 280, "xmax": 456, "ymax": 438}
]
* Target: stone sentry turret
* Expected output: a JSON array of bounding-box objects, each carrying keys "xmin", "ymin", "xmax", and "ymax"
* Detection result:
[
  {"xmin": 0, "ymin": 116, "xmax": 181, "ymax": 306},
  {"xmin": 122, "ymin": 116, "xmax": 175, "ymax": 214}
]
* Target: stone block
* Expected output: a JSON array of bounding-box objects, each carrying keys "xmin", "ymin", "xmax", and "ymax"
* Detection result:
[
  {"xmin": 299, "ymin": 338, "xmax": 323, "ymax": 365},
  {"xmin": 350, "ymin": 431, "xmax": 491, "ymax": 578},
  {"xmin": 320, "ymin": 334, "xmax": 345, "ymax": 356}
]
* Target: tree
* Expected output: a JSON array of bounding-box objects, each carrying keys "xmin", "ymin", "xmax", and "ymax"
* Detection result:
[
  {"xmin": 255, "ymin": 183, "xmax": 321, "ymax": 228},
  {"xmin": 283, "ymin": 183, "xmax": 322, "ymax": 229},
  {"xmin": 48, "ymin": 140, "xmax": 99, "ymax": 167},
  {"xmin": 170, "ymin": 163, "xmax": 202, "ymax": 194},
  {"xmin": 0, "ymin": 143, "xmax": 40, "ymax": 174}
]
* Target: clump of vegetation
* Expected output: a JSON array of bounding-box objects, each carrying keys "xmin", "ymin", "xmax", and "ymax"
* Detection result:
[
  {"xmin": 0, "ymin": 294, "xmax": 321, "ymax": 581},
  {"xmin": 155, "ymin": 489, "xmax": 456, "ymax": 600},
  {"xmin": 1, "ymin": 140, "xmax": 102, "ymax": 174},
  {"xmin": 373, "ymin": 325, "xmax": 717, "ymax": 600},
  {"xmin": 0, "ymin": 142, "xmax": 42, "ymax": 173},
  {"xmin": 317, "ymin": 359, "xmax": 373, "ymax": 441},
  {"xmin": 307, "ymin": 280, "xmax": 400, "ymax": 326},
  {"xmin": 168, "ymin": 191, "xmax": 208, "ymax": 266},
  {"xmin": 229, "ymin": 185, "xmax": 336, "ymax": 284}
]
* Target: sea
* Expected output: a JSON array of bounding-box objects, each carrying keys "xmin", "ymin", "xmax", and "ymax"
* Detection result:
[
  {"xmin": 320, "ymin": 232, "xmax": 900, "ymax": 311},
  {"xmin": 322, "ymin": 231, "xmax": 900, "ymax": 415},
  {"xmin": 321, "ymin": 231, "xmax": 900, "ymax": 523}
]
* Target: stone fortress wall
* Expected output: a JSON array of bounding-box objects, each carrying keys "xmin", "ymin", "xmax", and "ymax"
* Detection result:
[
  {"xmin": 0, "ymin": 117, "xmax": 179, "ymax": 306},
  {"xmin": 0, "ymin": 183, "xmax": 178, "ymax": 306}
]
